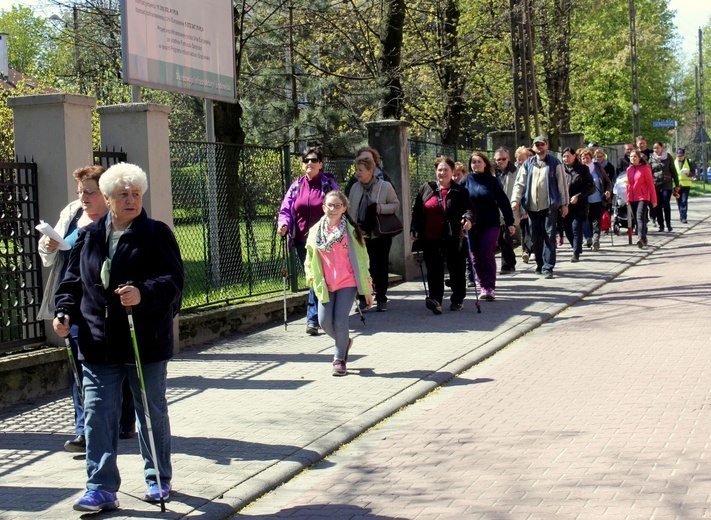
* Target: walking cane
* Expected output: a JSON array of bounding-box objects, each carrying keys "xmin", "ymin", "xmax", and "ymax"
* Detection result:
[
  {"xmin": 281, "ymin": 236, "xmax": 288, "ymax": 331},
  {"xmin": 464, "ymin": 232, "xmax": 482, "ymax": 314},
  {"xmin": 412, "ymin": 241, "xmax": 429, "ymax": 299},
  {"xmin": 119, "ymin": 283, "xmax": 167, "ymax": 513},
  {"xmin": 56, "ymin": 311, "xmax": 83, "ymax": 408}
]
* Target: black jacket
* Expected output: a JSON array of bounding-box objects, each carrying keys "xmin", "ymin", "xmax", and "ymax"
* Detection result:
[
  {"xmin": 565, "ymin": 159, "xmax": 595, "ymax": 218},
  {"xmin": 55, "ymin": 209, "xmax": 184, "ymax": 365},
  {"xmin": 411, "ymin": 181, "xmax": 474, "ymax": 239},
  {"xmin": 649, "ymin": 154, "xmax": 680, "ymax": 190}
]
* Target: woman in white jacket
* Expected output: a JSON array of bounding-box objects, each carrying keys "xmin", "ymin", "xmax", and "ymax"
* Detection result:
[
  {"xmin": 38, "ymin": 165, "xmax": 112, "ymax": 452},
  {"xmin": 347, "ymin": 155, "xmax": 400, "ymax": 312}
]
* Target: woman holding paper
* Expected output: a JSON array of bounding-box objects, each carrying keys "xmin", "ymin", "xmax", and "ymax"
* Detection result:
[{"xmin": 38, "ymin": 165, "xmax": 135, "ymax": 452}]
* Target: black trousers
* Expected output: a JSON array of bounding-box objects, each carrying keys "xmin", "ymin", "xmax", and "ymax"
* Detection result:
[
  {"xmin": 365, "ymin": 236, "xmax": 393, "ymax": 302},
  {"xmin": 422, "ymin": 237, "xmax": 467, "ymax": 305},
  {"xmin": 497, "ymin": 225, "xmax": 516, "ymax": 270}
]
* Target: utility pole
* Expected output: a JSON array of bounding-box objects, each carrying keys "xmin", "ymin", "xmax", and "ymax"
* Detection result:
[
  {"xmin": 509, "ymin": 0, "xmax": 538, "ymax": 148},
  {"xmin": 700, "ymin": 28, "xmax": 707, "ymax": 177},
  {"xmin": 628, "ymin": 0, "xmax": 640, "ymax": 139},
  {"xmin": 286, "ymin": 1, "xmax": 299, "ymax": 153}
]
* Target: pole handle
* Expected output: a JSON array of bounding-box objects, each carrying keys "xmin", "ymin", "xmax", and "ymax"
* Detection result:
[{"xmin": 118, "ymin": 281, "xmax": 134, "ymax": 315}]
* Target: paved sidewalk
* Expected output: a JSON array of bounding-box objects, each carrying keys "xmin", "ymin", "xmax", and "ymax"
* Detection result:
[
  {"xmin": 236, "ymin": 210, "xmax": 711, "ymax": 519},
  {"xmin": 1, "ymin": 196, "xmax": 710, "ymax": 519}
]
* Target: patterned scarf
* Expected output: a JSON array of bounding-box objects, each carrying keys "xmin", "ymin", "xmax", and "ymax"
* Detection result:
[{"xmin": 314, "ymin": 215, "xmax": 347, "ymax": 252}]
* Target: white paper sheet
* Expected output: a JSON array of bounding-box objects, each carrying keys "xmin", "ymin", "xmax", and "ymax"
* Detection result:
[{"xmin": 35, "ymin": 221, "xmax": 71, "ymax": 251}]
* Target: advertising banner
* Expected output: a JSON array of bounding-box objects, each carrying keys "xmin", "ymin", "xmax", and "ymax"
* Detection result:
[{"xmin": 121, "ymin": 0, "xmax": 236, "ymax": 103}]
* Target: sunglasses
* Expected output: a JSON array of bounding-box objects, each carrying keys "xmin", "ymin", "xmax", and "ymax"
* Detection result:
[
  {"xmin": 495, "ymin": 158, "xmax": 507, "ymax": 162},
  {"xmin": 303, "ymin": 157, "xmax": 320, "ymax": 164}
]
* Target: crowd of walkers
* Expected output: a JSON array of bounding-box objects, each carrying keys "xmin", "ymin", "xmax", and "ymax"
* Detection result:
[
  {"xmin": 277, "ymin": 136, "xmax": 699, "ymax": 378},
  {"xmin": 40, "ymin": 137, "xmax": 697, "ymax": 514}
]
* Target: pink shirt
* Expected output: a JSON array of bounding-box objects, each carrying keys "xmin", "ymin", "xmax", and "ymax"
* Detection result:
[
  {"xmin": 317, "ymin": 233, "xmax": 357, "ymax": 292},
  {"xmin": 626, "ymin": 164, "xmax": 658, "ymax": 205}
]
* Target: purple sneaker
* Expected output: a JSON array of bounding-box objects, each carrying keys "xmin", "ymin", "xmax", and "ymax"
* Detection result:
[
  {"xmin": 332, "ymin": 360, "xmax": 347, "ymax": 376},
  {"xmin": 73, "ymin": 489, "xmax": 119, "ymax": 512},
  {"xmin": 144, "ymin": 482, "xmax": 172, "ymax": 502}
]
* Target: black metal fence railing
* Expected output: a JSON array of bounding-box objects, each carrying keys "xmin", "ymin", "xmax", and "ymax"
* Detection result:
[
  {"xmin": 0, "ymin": 161, "xmax": 44, "ymax": 354},
  {"xmin": 171, "ymin": 141, "xmax": 296, "ymax": 311},
  {"xmin": 93, "ymin": 147, "xmax": 127, "ymax": 168}
]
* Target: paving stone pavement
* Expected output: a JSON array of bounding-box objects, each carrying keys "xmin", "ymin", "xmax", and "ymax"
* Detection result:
[
  {"xmin": 236, "ymin": 212, "xmax": 711, "ymax": 519},
  {"xmin": 1, "ymin": 196, "xmax": 710, "ymax": 520}
]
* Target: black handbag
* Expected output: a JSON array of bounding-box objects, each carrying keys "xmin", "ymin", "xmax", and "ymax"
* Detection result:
[
  {"xmin": 371, "ymin": 183, "xmax": 403, "ymax": 237},
  {"xmin": 373, "ymin": 213, "xmax": 403, "ymax": 237}
]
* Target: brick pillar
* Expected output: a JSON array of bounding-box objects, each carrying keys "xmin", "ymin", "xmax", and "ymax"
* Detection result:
[
  {"xmin": 9, "ymin": 93, "xmax": 96, "ymax": 345},
  {"xmin": 366, "ymin": 120, "xmax": 417, "ymax": 280}
]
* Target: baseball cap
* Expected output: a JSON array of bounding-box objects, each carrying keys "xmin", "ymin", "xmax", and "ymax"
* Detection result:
[
  {"xmin": 532, "ymin": 136, "xmax": 547, "ymax": 145},
  {"xmin": 677, "ymin": 148, "xmax": 685, "ymax": 155},
  {"xmin": 587, "ymin": 142, "xmax": 599, "ymax": 148}
]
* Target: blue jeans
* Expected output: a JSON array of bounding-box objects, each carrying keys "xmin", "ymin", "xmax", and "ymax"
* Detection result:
[
  {"xmin": 82, "ymin": 361, "xmax": 172, "ymax": 492},
  {"xmin": 564, "ymin": 213, "xmax": 585, "ymax": 256},
  {"xmin": 318, "ymin": 286, "xmax": 357, "ymax": 361},
  {"xmin": 528, "ymin": 208, "xmax": 558, "ymax": 273},
  {"xmin": 294, "ymin": 241, "xmax": 319, "ymax": 327},
  {"xmin": 677, "ymin": 187, "xmax": 690, "ymax": 221},
  {"xmin": 654, "ymin": 188, "xmax": 673, "ymax": 228}
]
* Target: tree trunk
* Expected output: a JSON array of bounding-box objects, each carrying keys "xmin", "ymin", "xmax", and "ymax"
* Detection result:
[
  {"xmin": 441, "ymin": 0, "xmax": 465, "ymax": 146},
  {"xmin": 537, "ymin": 0, "xmax": 572, "ymax": 151},
  {"xmin": 380, "ymin": 0, "xmax": 405, "ymax": 119}
]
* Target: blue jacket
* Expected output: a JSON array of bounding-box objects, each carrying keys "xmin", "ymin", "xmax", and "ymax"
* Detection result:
[
  {"xmin": 55, "ymin": 209, "xmax": 184, "ymax": 365},
  {"xmin": 521, "ymin": 153, "xmax": 564, "ymax": 211},
  {"xmin": 462, "ymin": 173, "xmax": 514, "ymax": 229}
]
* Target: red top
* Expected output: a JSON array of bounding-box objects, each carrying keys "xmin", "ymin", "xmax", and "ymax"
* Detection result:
[
  {"xmin": 626, "ymin": 164, "xmax": 657, "ymax": 205},
  {"xmin": 423, "ymin": 187, "xmax": 449, "ymax": 240}
]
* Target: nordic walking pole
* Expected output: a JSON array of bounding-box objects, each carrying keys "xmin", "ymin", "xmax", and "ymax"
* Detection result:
[
  {"xmin": 464, "ymin": 232, "xmax": 482, "ymax": 314},
  {"xmin": 354, "ymin": 294, "xmax": 366, "ymax": 325},
  {"xmin": 281, "ymin": 236, "xmax": 288, "ymax": 331},
  {"xmin": 412, "ymin": 243, "xmax": 429, "ymax": 299},
  {"xmin": 56, "ymin": 311, "xmax": 83, "ymax": 408},
  {"xmin": 119, "ymin": 282, "xmax": 166, "ymax": 513}
]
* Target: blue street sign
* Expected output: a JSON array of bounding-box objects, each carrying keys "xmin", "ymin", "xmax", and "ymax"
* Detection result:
[{"xmin": 652, "ymin": 120, "xmax": 676, "ymax": 128}]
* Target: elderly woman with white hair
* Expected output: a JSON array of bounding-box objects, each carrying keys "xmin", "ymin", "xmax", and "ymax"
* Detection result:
[{"xmin": 53, "ymin": 163, "xmax": 184, "ymax": 512}]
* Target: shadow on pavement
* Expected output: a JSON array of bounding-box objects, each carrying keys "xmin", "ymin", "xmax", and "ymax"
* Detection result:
[{"xmin": 235, "ymin": 503, "xmax": 405, "ymax": 518}]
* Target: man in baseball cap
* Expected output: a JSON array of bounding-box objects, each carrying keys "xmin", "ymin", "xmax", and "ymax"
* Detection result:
[{"xmin": 510, "ymin": 135, "xmax": 569, "ymax": 279}]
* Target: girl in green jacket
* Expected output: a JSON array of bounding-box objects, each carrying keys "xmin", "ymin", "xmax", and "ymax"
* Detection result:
[{"xmin": 305, "ymin": 191, "xmax": 373, "ymax": 376}]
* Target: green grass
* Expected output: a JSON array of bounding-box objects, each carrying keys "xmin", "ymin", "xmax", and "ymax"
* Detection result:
[
  {"xmin": 174, "ymin": 218, "xmax": 306, "ymax": 311},
  {"xmin": 690, "ymin": 180, "xmax": 710, "ymax": 197}
]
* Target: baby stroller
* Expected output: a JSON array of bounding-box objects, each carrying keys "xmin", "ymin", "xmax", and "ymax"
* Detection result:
[{"xmin": 612, "ymin": 174, "xmax": 635, "ymax": 240}]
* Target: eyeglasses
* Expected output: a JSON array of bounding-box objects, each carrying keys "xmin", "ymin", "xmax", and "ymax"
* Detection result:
[
  {"xmin": 324, "ymin": 203, "xmax": 344, "ymax": 210},
  {"xmin": 494, "ymin": 158, "xmax": 507, "ymax": 162},
  {"xmin": 303, "ymin": 157, "xmax": 320, "ymax": 164},
  {"xmin": 77, "ymin": 189, "xmax": 99, "ymax": 196}
]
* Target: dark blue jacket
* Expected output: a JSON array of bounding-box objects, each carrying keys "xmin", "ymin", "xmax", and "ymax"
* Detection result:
[
  {"xmin": 462, "ymin": 173, "xmax": 515, "ymax": 230},
  {"xmin": 55, "ymin": 209, "xmax": 184, "ymax": 365}
]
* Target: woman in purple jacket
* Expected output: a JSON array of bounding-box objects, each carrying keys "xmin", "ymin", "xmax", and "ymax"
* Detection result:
[{"xmin": 277, "ymin": 147, "xmax": 339, "ymax": 335}]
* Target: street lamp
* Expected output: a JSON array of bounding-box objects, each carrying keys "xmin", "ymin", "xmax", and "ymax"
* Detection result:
[{"xmin": 49, "ymin": 6, "xmax": 83, "ymax": 93}]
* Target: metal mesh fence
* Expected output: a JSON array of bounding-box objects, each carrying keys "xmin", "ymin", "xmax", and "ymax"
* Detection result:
[
  {"xmin": 287, "ymin": 154, "xmax": 356, "ymax": 188},
  {"xmin": 408, "ymin": 141, "xmax": 464, "ymax": 207},
  {"xmin": 171, "ymin": 141, "xmax": 291, "ymax": 311}
]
